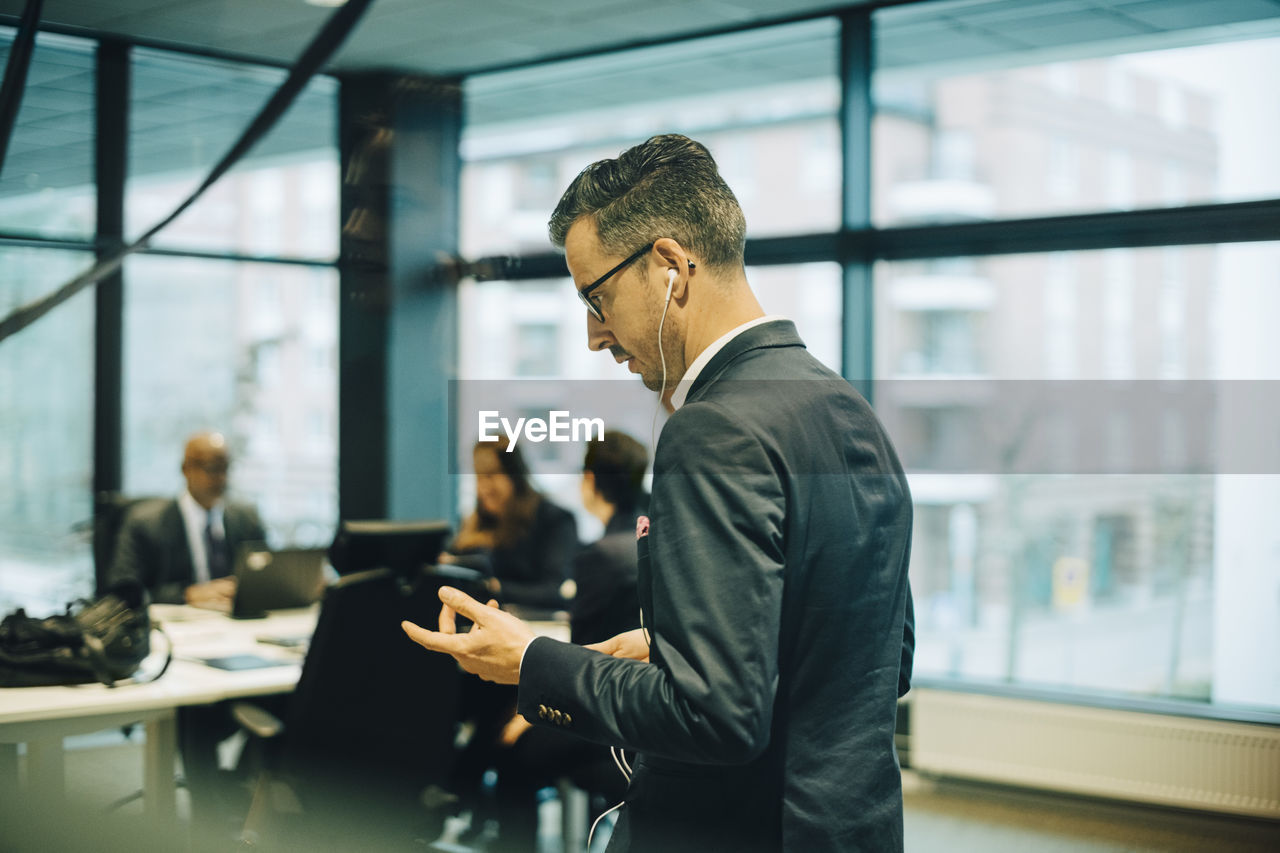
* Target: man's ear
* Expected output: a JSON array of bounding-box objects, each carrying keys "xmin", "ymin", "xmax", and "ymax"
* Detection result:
[{"xmin": 652, "ymin": 238, "xmax": 692, "ymax": 300}]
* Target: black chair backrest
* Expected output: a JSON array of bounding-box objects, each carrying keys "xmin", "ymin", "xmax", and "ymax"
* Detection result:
[
  {"xmin": 286, "ymin": 563, "xmax": 487, "ymax": 788},
  {"xmin": 92, "ymin": 493, "xmax": 164, "ymax": 596}
]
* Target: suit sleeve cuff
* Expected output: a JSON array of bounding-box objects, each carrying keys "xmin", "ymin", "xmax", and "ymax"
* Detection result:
[{"xmin": 518, "ymin": 635, "xmax": 539, "ymax": 676}]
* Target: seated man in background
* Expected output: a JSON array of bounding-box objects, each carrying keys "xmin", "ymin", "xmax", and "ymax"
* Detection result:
[
  {"xmin": 108, "ymin": 430, "xmax": 267, "ymax": 836},
  {"xmin": 488, "ymin": 430, "xmax": 650, "ymax": 851},
  {"xmin": 108, "ymin": 430, "xmax": 265, "ymax": 608}
]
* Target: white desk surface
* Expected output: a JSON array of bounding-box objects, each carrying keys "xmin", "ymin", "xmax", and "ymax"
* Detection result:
[
  {"xmin": 0, "ymin": 605, "xmax": 316, "ymax": 735},
  {"xmin": 1, "ymin": 604, "xmax": 570, "ymax": 732},
  {"xmin": 0, "ymin": 604, "xmax": 319, "ymax": 828},
  {"xmin": 0, "ymin": 599, "xmax": 570, "ymax": 830}
]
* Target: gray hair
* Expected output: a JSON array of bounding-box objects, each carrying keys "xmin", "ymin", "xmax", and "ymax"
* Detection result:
[{"xmin": 548, "ymin": 134, "xmax": 746, "ymax": 270}]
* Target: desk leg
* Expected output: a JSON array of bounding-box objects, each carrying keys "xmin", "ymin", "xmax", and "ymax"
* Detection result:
[
  {"xmin": 25, "ymin": 736, "xmax": 65, "ymax": 804},
  {"xmin": 144, "ymin": 710, "xmax": 179, "ymax": 831}
]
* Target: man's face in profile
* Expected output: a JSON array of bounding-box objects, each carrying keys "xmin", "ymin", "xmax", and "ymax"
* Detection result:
[{"xmin": 565, "ymin": 220, "xmax": 674, "ymax": 394}]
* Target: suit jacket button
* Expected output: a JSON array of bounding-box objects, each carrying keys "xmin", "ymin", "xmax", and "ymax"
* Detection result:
[
  {"xmin": 564, "ymin": 713, "xmax": 572, "ymax": 726},
  {"xmin": 538, "ymin": 705, "xmax": 548, "ymax": 720}
]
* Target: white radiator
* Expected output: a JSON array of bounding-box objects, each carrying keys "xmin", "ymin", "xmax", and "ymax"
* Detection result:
[{"xmin": 909, "ymin": 688, "xmax": 1280, "ymax": 820}]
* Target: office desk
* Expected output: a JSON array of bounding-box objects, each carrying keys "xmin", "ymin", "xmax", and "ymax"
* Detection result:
[
  {"xmin": 0, "ymin": 604, "xmax": 316, "ymax": 825},
  {"xmin": 0, "ymin": 602, "xmax": 570, "ymax": 828}
]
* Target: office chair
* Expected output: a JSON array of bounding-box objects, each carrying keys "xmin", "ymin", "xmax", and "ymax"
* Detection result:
[
  {"xmin": 231, "ymin": 563, "xmax": 488, "ymax": 851},
  {"xmin": 92, "ymin": 493, "xmax": 165, "ymax": 596}
]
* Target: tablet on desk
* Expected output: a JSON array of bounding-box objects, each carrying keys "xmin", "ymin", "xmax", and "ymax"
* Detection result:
[
  {"xmin": 199, "ymin": 654, "xmax": 293, "ymax": 671},
  {"xmin": 256, "ymin": 635, "xmax": 309, "ymax": 651}
]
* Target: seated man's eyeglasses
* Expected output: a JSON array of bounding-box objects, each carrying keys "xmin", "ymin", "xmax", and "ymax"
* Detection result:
[
  {"xmin": 189, "ymin": 461, "xmax": 230, "ymax": 475},
  {"xmin": 576, "ymin": 241, "xmax": 695, "ymax": 322}
]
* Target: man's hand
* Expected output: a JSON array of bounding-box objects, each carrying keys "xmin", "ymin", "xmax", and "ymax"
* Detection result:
[
  {"xmin": 498, "ymin": 712, "xmax": 533, "ymax": 747},
  {"xmin": 185, "ymin": 577, "xmax": 236, "ymax": 610},
  {"xmin": 402, "ymin": 586, "xmax": 535, "ymax": 685},
  {"xmin": 586, "ymin": 628, "xmax": 650, "ymax": 663}
]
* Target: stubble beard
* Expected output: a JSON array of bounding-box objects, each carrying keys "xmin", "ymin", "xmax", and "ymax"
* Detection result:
[{"xmin": 639, "ymin": 311, "xmax": 681, "ymax": 395}]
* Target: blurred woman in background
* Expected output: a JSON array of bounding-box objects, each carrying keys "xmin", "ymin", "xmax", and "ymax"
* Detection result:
[{"xmin": 443, "ymin": 435, "xmax": 577, "ymax": 611}]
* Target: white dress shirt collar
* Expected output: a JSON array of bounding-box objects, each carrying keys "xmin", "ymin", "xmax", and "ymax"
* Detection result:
[
  {"xmin": 178, "ymin": 491, "xmax": 224, "ymax": 584},
  {"xmin": 670, "ymin": 315, "xmax": 787, "ymax": 411}
]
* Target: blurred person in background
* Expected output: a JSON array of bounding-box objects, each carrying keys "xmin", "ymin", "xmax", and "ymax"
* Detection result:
[
  {"xmin": 441, "ymin": 435, "xmax": 577, "ymax": 611},
  {"xmin": 108, "ymin": 430, "xmax": 267, "ymax": 837},
  {"xmin": 108, "ymin": 430, "xmax": 265, "ymax": 608},
  {"xmin": 442, "ymin": 435, "xmax": 579, "ymax": 843},
  {"xmin": 487, "ymin": 430, "xmax": 650, "ymax": 851}
]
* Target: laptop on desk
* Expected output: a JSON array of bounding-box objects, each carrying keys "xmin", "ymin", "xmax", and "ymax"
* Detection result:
[{"xmin": 232, "ymin": 544, "xmax": 329, "ymax": 619}]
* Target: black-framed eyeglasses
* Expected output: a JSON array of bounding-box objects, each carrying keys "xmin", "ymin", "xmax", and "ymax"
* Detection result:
[
  {"xmin": 576, "ymin": 242, "xmax": 654, "ymax": 322},
  {"xmin": 576, "ymin": 242, "xmax": 697, "ymax": 322}
]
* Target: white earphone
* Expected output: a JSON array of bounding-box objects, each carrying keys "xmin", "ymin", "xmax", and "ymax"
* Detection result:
[{"xmin": 652, "ymin": 267, "xmax": 678, "ymax": 445}]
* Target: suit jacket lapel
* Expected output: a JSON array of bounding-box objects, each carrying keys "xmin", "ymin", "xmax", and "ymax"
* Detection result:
[
  {"xmin": 223, "ymin": 505, "xmax": 239, "ymax": 549},
  {"xmin": 162, "ymin": 499, "xmax": 196, "ymax": 587}
]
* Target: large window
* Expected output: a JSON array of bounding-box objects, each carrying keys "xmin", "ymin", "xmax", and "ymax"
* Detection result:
[
  {"xmin": 873, "ymin": 11, "xmax": 1280, "ymax": 225},
  {"xmin": 128, "ymin": 49, "xmax": 339, "ymax": 260},
  {"xmin": 0, "ymin": 34, "xmax": 339, "ymax": 613},
  {"xmin": 0, "ymin": 250, "xmax": 95, "ymax": 615},
  {"xmin": 875, "ymin": 243, "xmax": 1280, "ymax": 704},
  {"xmin": 0, "ymin": 27, "xmax": 98, "ymax": 614},
  {"xmin": 461, "ymin": 18, "xmax": 841, "ymax": 259},
  {"xmin": 872, "ymin": 3, "xmax": 1280, "ymax": 715},
  {"xmin": 121, "ymin": 48, "xmax": 339, "ymax": 550},
  {"xmin": 123, "ymin": 257, "xmax": 338, "ymax": 547}
]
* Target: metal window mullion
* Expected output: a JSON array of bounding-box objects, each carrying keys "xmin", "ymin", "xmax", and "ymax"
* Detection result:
[
  {"xmin": 93, "ymin": 39, "xmax": 128, "ymax": 502},
  {"xmin": 840, "ymin": 7, "xmax": 874, "ymax": 400}
]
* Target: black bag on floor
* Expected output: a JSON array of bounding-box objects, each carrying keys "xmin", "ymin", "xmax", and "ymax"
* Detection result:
[{"xmin": 0, "ymin": 580, "xmax": 168, "ymax": 687}]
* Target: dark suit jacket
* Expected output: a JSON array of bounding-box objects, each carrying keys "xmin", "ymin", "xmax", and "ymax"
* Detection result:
[
  {"xmin": 518, "ymin": 320, "xmax": 915, "ymax": 852},
  {"xmin": 107, "ymin": 497, "xmax": 266, "ymax": 605},
  {"xmin": 570, "ymin": 509, "xmax": 643, "ymax": 647}
]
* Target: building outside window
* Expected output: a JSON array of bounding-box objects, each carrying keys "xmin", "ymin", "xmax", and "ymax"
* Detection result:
[
  {"xmin": 873, "ymin": 4, "xmax": 1280, "ymax": 713},
  {"xmin": 0, "ymin": 31, "xmax": 97, "ymax": 613}
]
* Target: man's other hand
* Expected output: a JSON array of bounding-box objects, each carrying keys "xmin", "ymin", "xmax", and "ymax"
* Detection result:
[
  {"xmin": 586, "ymin": 628, "xmax": 650, "ymax": 663},
  {"xmin": 185, "ymin": 577, "xmax": 236, "ymax": 610},
  {"xmin": 402, "ymin": 586, "xmax": 534, "ymax": 685}
]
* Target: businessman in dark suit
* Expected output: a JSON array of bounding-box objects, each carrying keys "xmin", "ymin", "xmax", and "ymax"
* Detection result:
[
  {"xmin": 108, "ymin": 431, "xmax": 265, "ymax": 607},
  {"xmin": 404, "ymin": 134, "xmax": 914, "ymax": 852},
  {"xmin": 108, "ymin": 430, "xmax": 266, "ymax": 835}
]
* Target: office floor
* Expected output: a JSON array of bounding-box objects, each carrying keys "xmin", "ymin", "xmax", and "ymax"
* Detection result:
[{"xmin": 11, "ymin": 731, "xmax": 1279, "ymax": 852}]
